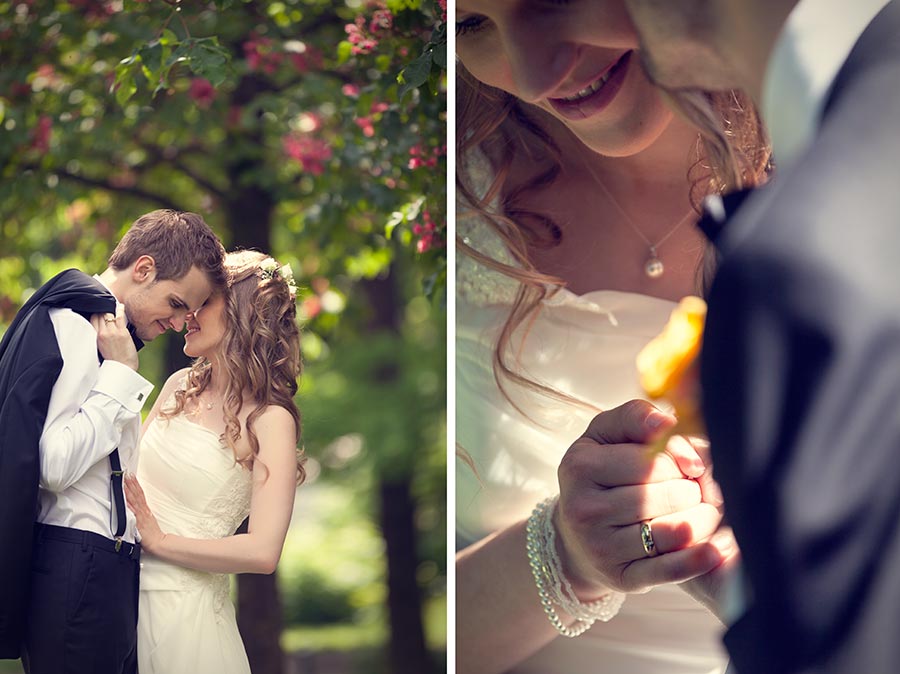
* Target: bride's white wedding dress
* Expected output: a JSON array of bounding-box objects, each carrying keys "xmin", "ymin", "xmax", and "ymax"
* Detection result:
[
  {"xmin": 456, "ymin": 163, "xmax": 728, "ymax": 673},
  {"xmin": 136, "ymin": 409, "xmax": 253, "ymax": 674}
]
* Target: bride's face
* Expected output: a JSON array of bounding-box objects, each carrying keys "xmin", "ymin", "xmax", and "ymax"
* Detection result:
[
  {"xmin": 183, "ymin": 292, "xmax": 227, "ymax": 359},
  {"xmin": 456, "ymin": 0, "xmax": 676, "ymax": 157}
]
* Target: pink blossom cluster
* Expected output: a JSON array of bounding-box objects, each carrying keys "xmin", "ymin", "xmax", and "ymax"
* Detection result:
[
  {"xmin": 301, "ymin": 276, "xmax": 333, "ymax": 319},
  {"xmin": 408, "ymin": 143, "xmax": 446, "ymax": 170},
  {"xmin": 344, "ymin": 4, "xmax": 393, "ymax": 55},
  {"xmin": 413, "ymin": 209, "xmax": 443, "ymax": 254},
  {"xmin": 68, "ymin": 0, "xmax": 118, "ymax": 19},
  {"xmin": 7, "ymin": 81, "xmax": 31, "ymax": 99},
  {"xmin": 282, "ymin": 135, "xmax": 333, "ymax": 176},
  {"xmin": 189, "ymin": 78, "xmax": 216, "ymax": 109},
  {"xmin": 244, "ymin": 36, "xmax": 285, "ymax": 74},
  {"xmin": 437, "ymin": 0, "xmax": 447, "ymax": 23},
  {"xmin": 244, "ymin": 35, "xmax": 322, "ymax": 75},
  {"xmin": 369, "ymin": 9, "xmax": 393, "ymax": 32},
  {"xmin": 345, "ymin": 17, "xmax": 378, "ymax": 55},
  {"xmin": 31, "ymin": 115, "xmax": 52, "ymax": 153},
  {"xmin": 354, "ymin": 100, "xmax": 391, "ymax": 138},
  {"xmin": 302, "ymin": 295, "xmax": 321, "ymax": 319},
  {"xmin": 289, "ymin": 47, "xmax": 324, "ymax": 73}
]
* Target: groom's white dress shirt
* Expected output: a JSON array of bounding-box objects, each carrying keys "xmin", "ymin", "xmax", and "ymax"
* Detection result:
[{"xmin": 37, "ymin": 277, "xmax": 153, "ymax": 544}]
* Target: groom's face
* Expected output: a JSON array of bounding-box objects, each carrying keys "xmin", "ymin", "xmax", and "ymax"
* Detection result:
[
  {"xmin": 622, "ymin": 0, "xmax": 741, "ymax": 92},
  {"xmin": 125, "ymin": 266, "xmax": 213, "ymax": 341}
]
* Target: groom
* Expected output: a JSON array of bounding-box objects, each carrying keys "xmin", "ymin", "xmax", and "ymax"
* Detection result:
[
  {"xmin": 623, "ymin": 1, "xmax": 900, "ymax": 673},
  {"xmin": 0, "ymin": 209, "xmax": 226, "ymax": 673}
]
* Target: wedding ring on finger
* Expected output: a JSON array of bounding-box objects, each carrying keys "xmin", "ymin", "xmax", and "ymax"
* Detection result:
[
  {"xmin": 104, "ymin": 314, "xmax": 116, "ymax": 323},
  {"xmin": 640, "ymin": 520, "xmax": 658, "ymax": 557}
]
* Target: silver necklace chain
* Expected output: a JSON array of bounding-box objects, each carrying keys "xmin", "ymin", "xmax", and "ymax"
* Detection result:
[{"xmin": 576, "ymin": 152, "xmax": 697, "ymax": 279}]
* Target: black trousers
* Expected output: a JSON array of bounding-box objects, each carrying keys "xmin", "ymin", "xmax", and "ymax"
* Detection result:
[{"xmin": 22, "ymin": 524, "xmax": 141, "ymax": 674}]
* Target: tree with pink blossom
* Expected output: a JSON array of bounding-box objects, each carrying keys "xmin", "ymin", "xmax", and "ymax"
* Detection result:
[{"xmin": 0, "ymin": 1, "xmax": 446, "ymax": 673}]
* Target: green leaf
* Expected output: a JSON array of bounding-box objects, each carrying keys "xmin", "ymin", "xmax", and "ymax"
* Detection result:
[
  {"xmin": 139, "ymin": 42, "xmax": 163, "ymax": 76},
  {"xmin": 386, "ymin": 0, "xmax": 422, "ymax": 10},
  {"xmin": 432, "ymin": 41, "xmax": 446, "ymax": 69},
  {"xmin": 385, "ymin": 211, "xmax": 404, "ymax": 239},
  {"xmin": 430, "ymin": 22, "xmax": 447, "ymax": 44},
  {"xmin": 115, "ymin": 74, "xmax": 137, "ymax": 107},
  {"xmin": 427, "ymin": 69, "xmax": 441, "ymax": 97},
  {"xmin": 397, "ymin": 51, "xmax": 432, "ymax": 101},
  {"xmin": 113, "ymin": 60, "xmax": 139, "ymax": 106},
  {"xmin": 337, "ymin": 41, "xmax": 353, "ymax": 65},
  {"xmin": 159, "ymin": 29, "xmax": 179, "ymax": 47},
  {"xmin": 166, "ymin": 41, "xmax": 191, "ymax": 69},
  {"xmin": 188, "ymin": 40, "xmax": 232, "ymax": 86}
]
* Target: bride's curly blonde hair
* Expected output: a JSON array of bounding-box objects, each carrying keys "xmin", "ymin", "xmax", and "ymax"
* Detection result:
[{"xmin": 162, "ymin": 249, "xmax": 306, "ymax": 483}]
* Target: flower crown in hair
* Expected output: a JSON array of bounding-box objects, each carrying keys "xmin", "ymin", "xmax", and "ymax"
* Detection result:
[{"xmin": 258, "ymin": 257, "xmax": 297, "ymax": 299}]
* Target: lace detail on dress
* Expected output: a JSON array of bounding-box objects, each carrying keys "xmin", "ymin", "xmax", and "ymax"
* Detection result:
[
  {"xmin": 175, "ymin": 568, "xmax": 231, "ymax": 623},
  {"xmin": 457, "ymin": 149, "xmax": 522, "ymax": 307},
  {"xmin": 458, "ymin": 216, "xmax": 521, "ymax": 306},
  {"xmin": 184, "ymin": 455, "xmax": 251, "ymax": 624},
  {"xmin": 194, "ymin": 468, "xmax": 252, "ymax": 540}
]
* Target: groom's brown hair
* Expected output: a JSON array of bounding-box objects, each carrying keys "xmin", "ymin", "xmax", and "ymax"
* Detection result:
[{"xmin": 108, "ymin": 209, "xmax": 227, "ymax": 290}]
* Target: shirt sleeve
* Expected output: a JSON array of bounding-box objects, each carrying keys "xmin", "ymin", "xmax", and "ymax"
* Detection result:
[{"xmin": 39, "ymin": 308, "xmax": 154, "ymax": 492}]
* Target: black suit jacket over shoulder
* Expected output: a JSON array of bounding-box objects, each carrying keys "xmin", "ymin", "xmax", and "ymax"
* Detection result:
[
  {"xmin": 0, "ymin": 269, "xmax": 115, "ymax": 658},
  {"xmin": 700, "ymin": 3, "xmax": 900, "ymax": 673}
]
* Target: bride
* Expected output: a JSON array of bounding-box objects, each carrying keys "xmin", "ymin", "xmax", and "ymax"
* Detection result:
[
  {"xmin": 124, "ymin": 249, "xmax": 304, "ymax": 673},
  {"xmin": 455, "ymin": 2, "xmax": 769, "ymax": 673}
]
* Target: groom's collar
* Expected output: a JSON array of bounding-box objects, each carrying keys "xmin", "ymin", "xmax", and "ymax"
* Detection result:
[{"xmin": 696, "ymin": 188, "xmax": 756, "ymax": 249}]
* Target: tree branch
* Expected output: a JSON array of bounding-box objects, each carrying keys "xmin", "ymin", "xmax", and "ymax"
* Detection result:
[
  {"xmin": 171, "ymin": 159, "xmax": 228, "ymax": 200},
  {"xmin": 132, "ymin": 141, "xmax": 227, "ymax": 200},
  {"xmin": 48, "ymin": 167, "xmax": 186, "ymax": 211}
]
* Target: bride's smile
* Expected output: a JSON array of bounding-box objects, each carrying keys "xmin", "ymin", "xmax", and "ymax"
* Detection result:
[{"xmin": 183, "ymin": 292, "xmax": 226, "ymax": 359}]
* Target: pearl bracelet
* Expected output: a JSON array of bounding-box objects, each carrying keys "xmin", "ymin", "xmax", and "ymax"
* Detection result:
[{"xmin": 525, "ymin": 495, "xmax": 625, "ymax": 637}]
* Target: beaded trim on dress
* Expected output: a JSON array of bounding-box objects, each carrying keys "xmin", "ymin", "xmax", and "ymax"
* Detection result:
[
  {"xmin": 457, "ymin": 149, "xmax": 521, "ymax": 306},
  {"xmin": 457, "ymin": 149, "xmax": 618, "ymax": 328}
]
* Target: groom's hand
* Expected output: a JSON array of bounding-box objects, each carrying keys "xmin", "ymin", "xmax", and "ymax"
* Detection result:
[
  {"xmin": 92, "ymin": 303, "xmax": 139, "ymax": 371},
  {"xmin": 555, "ymin": 399, "xmax": 730, "ymax": 598},
  {"xmin": 124, "ymin": 473, "xmax": 166, "ymax": 552}
]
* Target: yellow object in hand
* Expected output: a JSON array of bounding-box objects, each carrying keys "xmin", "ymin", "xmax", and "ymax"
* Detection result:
[{"xmin": 636, "ymin": 296, "xmax": 707, "ymax": 455}]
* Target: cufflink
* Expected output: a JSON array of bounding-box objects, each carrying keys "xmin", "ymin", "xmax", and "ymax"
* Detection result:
[{"xmin": 137, "ymin": 392, "xmax": 144, "ymax": 401}]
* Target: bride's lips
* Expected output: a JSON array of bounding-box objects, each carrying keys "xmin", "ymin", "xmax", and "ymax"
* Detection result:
[
  {"xmin": 547, "ymin": 51, "xmax": 633, "ymax": 121},
  {"xmin": 184, "ymin": 325, "xmax": 200, "ymax": 339}
]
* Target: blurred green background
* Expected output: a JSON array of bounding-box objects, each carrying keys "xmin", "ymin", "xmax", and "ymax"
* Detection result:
[{"xmin": 0, "ymin": 1, "xmax": 446, "ymax": 673}]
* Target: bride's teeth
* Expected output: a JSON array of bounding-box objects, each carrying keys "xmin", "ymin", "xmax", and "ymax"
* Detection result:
[{"xmin": 562, "ymin": 70, "xmax": 612, "ymax": 102}]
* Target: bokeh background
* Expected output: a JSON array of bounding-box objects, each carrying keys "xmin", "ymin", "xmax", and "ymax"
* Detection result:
[{"xmin": 0, "ymin": 1, "xmax": 446, "ymax": 673}]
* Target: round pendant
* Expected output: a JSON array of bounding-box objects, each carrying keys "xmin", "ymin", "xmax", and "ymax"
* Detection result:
[{"xmin": 644, "ymin": 256, "xmax": 664, "ymax": 279}]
